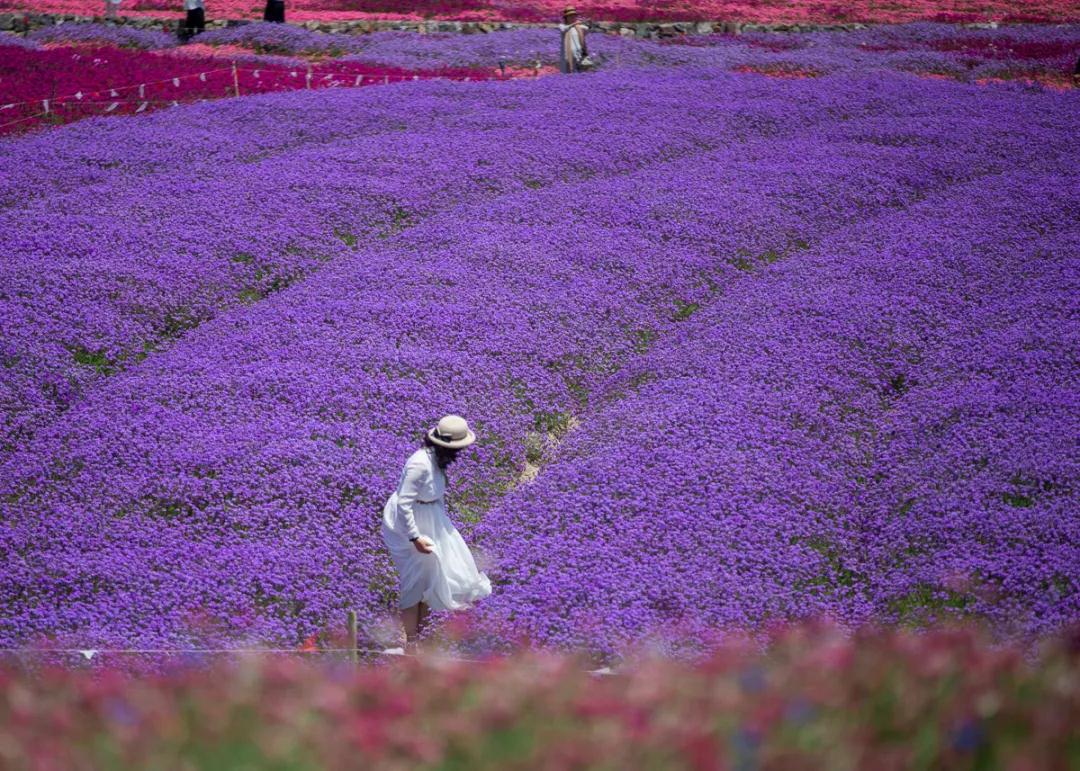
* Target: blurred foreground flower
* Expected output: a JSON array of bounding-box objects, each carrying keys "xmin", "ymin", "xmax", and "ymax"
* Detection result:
[{"xmin": 0, "ymin": 622, "xmax": 1076, "ymax": 770}]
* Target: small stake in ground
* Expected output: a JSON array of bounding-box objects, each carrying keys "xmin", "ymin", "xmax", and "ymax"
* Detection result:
[{"xmin": 346, "ymin": 610, "xmax": 358, "ymax": 663}]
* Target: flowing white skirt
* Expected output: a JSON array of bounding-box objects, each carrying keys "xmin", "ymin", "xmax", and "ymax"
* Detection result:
[{"xmin": 382, "ymin": 500, "xmax": 492, "ymax": 611}]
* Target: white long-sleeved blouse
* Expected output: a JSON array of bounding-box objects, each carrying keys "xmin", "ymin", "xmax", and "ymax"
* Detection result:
[{"xmin": 382, "ymin": 448, "xmax": 445, "ymax": 541}]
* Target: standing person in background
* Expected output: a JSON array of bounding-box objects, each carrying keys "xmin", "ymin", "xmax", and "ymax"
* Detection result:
[
  {"xmin": 264, "ymin": 0, "xmax": 285, "ymax": 23},
  {"xmin": 558, "ymin": 5, "xmax": 591, "ymax": 73},
  {"xmin": 180, "ymin": 0, "xmax": 205, "ymax": 42}
]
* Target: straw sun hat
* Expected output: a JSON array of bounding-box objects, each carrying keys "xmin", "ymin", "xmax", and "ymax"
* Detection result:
[
  {"xmin": 428, "ymin": 414, "xmax": 477, "ymax": 449},
  {"xmin": 563, "ymin": 5, "xmax": 578, "ymax": 18}
]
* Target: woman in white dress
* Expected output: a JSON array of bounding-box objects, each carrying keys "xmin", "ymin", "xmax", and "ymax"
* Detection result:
[{"xmin": 381, "ymin": 415, "xmax": 491, "ymax": 652}]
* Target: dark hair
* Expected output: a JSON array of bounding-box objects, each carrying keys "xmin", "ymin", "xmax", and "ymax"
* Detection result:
[{"xmin": 423, "ymin": 434, "xmax": 459, "ymax": 468}]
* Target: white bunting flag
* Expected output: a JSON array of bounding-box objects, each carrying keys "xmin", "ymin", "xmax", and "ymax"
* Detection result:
[
  {"xmin": 354, "ymin": 75, "xmax": 363, "ymax": 86},
  {"xmin": 42, "ymin": 99, "xmax": 49, "ymax": 114},
  {"xmin": 105, "ymin": 102, "xmax": 119, "ymax": 113},
  {"xmin": 413, "ymin": 75, "xmax": 419, "ymax": 81},
  {"xmin": 173, "ymin": 77, "xmax": 180, "ymax": 87},
  {"xmin": 290, "ymin": 71, "xmax": 298, "ymax": 78},
  {"xmin": 135, "ymin": 102, "xmax": 148, "ymax": 113},
  {"xmin": 75, "ymin": 91, "xmax": 83, "ymax": 100},
  {"xmin": 79, "ymin": 649, "xmax": 97, "ymax": 661},
  {"xmin": 464, "ymin": 76, "xmax": 470, "ymax": 82},
  {"xmin": 253, "ymin": 70, "xmax": 260, "ymax": 79},
  {"xmin": 1, "ymin": 103, "xmax": 13, "ymax": 110},
  {"xmin": 138, "ymin": 84, "xmax": 145, "ymax": 98},
  {"xmin": 171, "ymin": 100, "xmax": 179, "ymax": 107},
  {"xmin": 110, "ymin": 89, "xmax": 119, "ymax": 97},
  {"xmin": 199, "ymin": 72, "xmax": 207, "ymax": 82}
]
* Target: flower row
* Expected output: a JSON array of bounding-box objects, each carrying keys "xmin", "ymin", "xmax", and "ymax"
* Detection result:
[
  {"xmin": 0, "ymin": 39, "xmax": 499, "ymax": 135},
  {"xmin": 24, "ymin": 21, "xmax": 1080, "ymax": 82}
]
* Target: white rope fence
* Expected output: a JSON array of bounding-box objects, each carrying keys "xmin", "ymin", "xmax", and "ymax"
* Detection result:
[
  {"xmin": 1, "ymin": 645, "xmax": 438, "ymax": 660},
  {"xmin": 2, "ymin": 59, "xmax": 504, "ymax": 122},
  {"xmin": 0, "ymin": 646, "xmax": 615, "ymax": 674},
  {"xmin": 0, "ymin": 66, "xmax": 235, "ymax": 110},
  {"xmin": 0, "ymin": 110, "xmax": 49, "ymax": 130}
]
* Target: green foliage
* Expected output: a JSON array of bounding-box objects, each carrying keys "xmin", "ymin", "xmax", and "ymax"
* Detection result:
[
  {"xmin": 533, "ymin": 409, "xmax": 573, "ymax": 439},
  {"xmin": 672, "ymin": 299, "xmax": 701, "ymax": 321},
  {"xmin": 238, "ymin": 287, "xmax": 264, "ymax": 304},
  {"xmin": 70, "ymin": 346, "xmax": 115, "ymax": 375},
  {"xmin": 890, "ymin": 583, "xmax": 973, "ymax": 626},
  {"xmin": 379, "ymin": 206, "xmax": 414, "ymax": 239},
  {"xmin": 1002, "ymin": 491, "xmax": 1034, "ymax": 508},
  {"xmin": 631, "ymin": 327, "xmax": 658, "ymax": 353},
  {"xmin": 334, "ymin": 229, "xmax": 357, "ymax": 248}
]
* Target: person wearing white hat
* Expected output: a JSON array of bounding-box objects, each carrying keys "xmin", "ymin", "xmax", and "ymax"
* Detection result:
[
  {"xmin": 558, "ymin": 5, "xmax": 592, "ymax": 74},
  {"xmin": 381, "ymin": 415, "xmax": 491, "ymax": 652}
]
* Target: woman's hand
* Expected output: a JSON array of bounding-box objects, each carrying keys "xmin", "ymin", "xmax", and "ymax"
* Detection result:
[{"xmin": 413, "ymin": 536, "xmax": 435, "ymax": 554}]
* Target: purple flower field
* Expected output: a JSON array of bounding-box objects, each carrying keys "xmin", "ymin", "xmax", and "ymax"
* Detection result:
[{"xmin": 1, "ymin": 24, "xmax": 1077, "ymax": 662}]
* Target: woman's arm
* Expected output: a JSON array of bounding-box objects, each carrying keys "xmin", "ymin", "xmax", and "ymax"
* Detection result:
[{"xmin": 396, "ymin": 461, "xmax": 426, "ymax": 541}]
